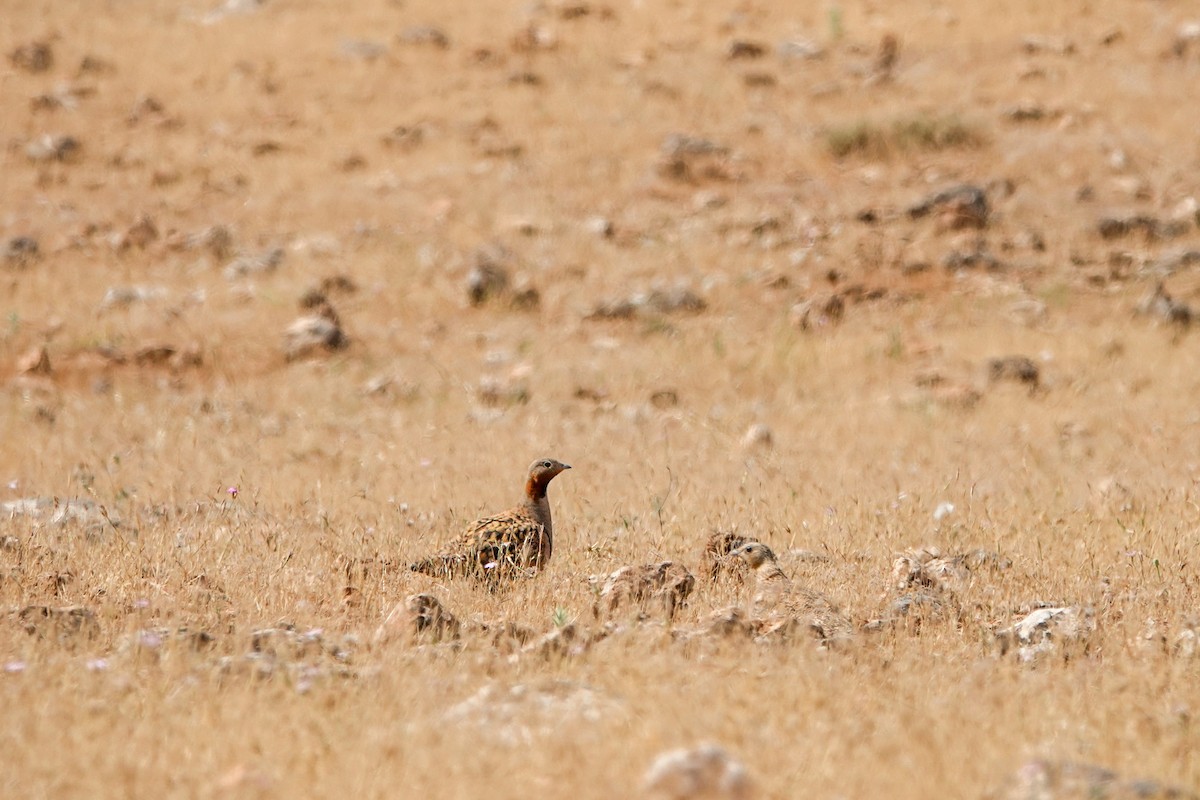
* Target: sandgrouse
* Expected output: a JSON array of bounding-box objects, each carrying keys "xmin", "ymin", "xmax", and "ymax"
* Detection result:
[
  {"xmin": 410, "ymin": 458, "xmax": 571, "ymax": 582},
  {"xmin": 731, "ymin": 541, "xmax": 853, "ymax": 644}
]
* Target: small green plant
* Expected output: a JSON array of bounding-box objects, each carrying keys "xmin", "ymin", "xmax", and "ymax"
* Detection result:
[
  {"xmin": 712, "ymin": 331, "xmax": 726, "ymax": 358},
  {"xmin": 828, "ymin": 3, "xmax": 844, "ymax": 40},
  {"xmin": 886, "ymin": 328, "xmax": 904, "ymax": 360},
  {"xmin": 552, "ymin": 607, "xmax": 570, "ymax": 628}
]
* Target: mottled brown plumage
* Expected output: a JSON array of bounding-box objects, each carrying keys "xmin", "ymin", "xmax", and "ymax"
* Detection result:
[
  {"xmin": 702, "ymin": 530, "xmax": 753, "ymax": 582},
  {"xmin": 410, "ymin": 458, "xmax": 571, "ymax": 582},
  {"xmin": 731, "ymin": 541, "xmax": 853, "ymax": 645},
  {"xmin": 373, "ymin": 593, "xmax": 461, "ymax": 645},
  {"xmin": 592, "ymin": 561, "xmax": 696, "ymax": 620},
  {"xmin": 892, "ymin": 545, "xmax": 1012, "ymax": 595}
]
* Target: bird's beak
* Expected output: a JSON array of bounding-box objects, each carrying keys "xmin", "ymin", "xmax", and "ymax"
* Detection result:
[{"xmin": 561, "ymin": 463, "xmax": 572, "ymax": 470}]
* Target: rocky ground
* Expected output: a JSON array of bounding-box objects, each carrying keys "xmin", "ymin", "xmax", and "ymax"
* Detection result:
[{"xmin": 3, "ymin": 1, "xmax": 1200, "ymax": 797}]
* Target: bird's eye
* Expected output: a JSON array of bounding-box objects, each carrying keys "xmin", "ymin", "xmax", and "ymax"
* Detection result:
[{"xmin": 542, "ymin": 460, "xmax": 552, "ymax": 468}]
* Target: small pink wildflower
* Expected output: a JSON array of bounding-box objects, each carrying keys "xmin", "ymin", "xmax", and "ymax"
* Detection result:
[{"xmin": 227, "ymin": 486, "xmax": 239, "ymax": 499}]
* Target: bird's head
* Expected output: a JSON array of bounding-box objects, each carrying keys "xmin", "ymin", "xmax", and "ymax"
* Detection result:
[
  {"xmin": 529, "ymin": 457, "xmax": 571, "ymax": 480},
  {"xmin": 526, "ymin": 458, "xmax": 571, "ymax": 498},
  {"xmin": 730, "ymin": 541, "xmax": 776, "ymax": 569}
]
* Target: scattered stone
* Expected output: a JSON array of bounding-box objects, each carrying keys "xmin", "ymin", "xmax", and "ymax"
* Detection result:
[
  {"xmin": 592, "ymin": 562, "xmax": 696, "ymax": 621},
  {"xmin": 336, "ymin": 152, "xmax": 367, "ymax": 171},
  {"xmin": 476, "ymin": 375, "xmax": 530, "ymax": 407},
  {"xmin": 587, "ymin": 284, "xmax": 707, "ymax": 320},
  {"xmin": 375, "ymin": 593, "xmax": 462, "ymax": 646},
  {"xmin": 929, "ymin": 383, "xmax": 983, "ymax": 409},
  {"xmin": 739, "ymin": 423, "xmax": 773, "ymax": 450},
  {"xmin": 751, "ymin": 612, "xmax": 831, "ymax": 645},
  {"xmin": 99, "ymin": 285, "xmax": 169, "ymax": 312},
  {"xmin": 466, "ymin": 247, "xmax": 509, "ymax": 305},
  {"xmin": 127, "ymin": 626, "xmax": 216, "ymax": 655},
  {"xmin": 584, "ymin": 216, "xmax": 615, "ymax": 238},
  {"xmin": 16, "ymin": 605, "xmax": 98, "ymax": 641},
  {"xmin": 1171, "ymin": 196, "xmax": 1200, "ymax": 226},
  {"xmin": 572, "ymin": 385, "xmax": 609, "ymax": 404},
  {"xmin": 76, "ymin": 55, "xmax": 113, "ymax": 75},
  {"xmin": 742, "ymin": 72, "xmax": 776, "ymax": 88},
  {"xmin": 991, "ymin": 759, "xmax": 1198, "ymax": 800},
  {"xmin": 1173, "ymin": 622, "xmax": 1200, "ymax": 658},
  {"xmin": 1097, "ymin": 213, "xmax": 1187, "ymax": 242},
  {"xmin": 726, "ymin": 40, "xmax": 766, "ymax": 59},
  {"xmin": 165, "ymin": 225, "xmax": 235, "ymax": 261},
  {"xmin": 25, "ymin": 134, "xmax": 81, "ymax": 163},
  {"xmin": 339, "ymin": 39, "xmax": 388, "ymax": 61},
  {"xmin": 777, "ymin": 39, "xmax": 824, "ymax": 60},
  {"xmin": 892, "ymin": 546, "xmax": 1011, "ymax": 596},
  {"xmin": 299, "ymin": 275, "xmax": 357, "ymax": 309},
  {"xmin": 249, "ymin": 623, "xmax": 356, "ymax": 663},
  {"xmin": 1011, "ymin": 229, "xmax": 1047, "ymax": 252},
  {"xmin": 16, "ymin": 345, "xmax": 51, "ymax": 375},
  {"xmin": 1173, "ymin": 22, "xmax": 1200, "ymax": 59},
  {"xmin": 799, "ymin": 284, "xmax": 887, "ymax": 326},
  {"xmin": 442, "ymin": 680, "xmax": 622, "ymax": 746},
  {"xmin": 942, "ymin": 242, "xmax": 1003, "ymax": 271},
  {"xmin": 649, "ymin": 389, "xmax": 678, "ymax": 408},
  {"xmin": 283, "ymin": 301, "xmax": 348, "ymax": 361},
  {"xmin": 1136, "ymin": 282, "xmax": 1193, "ymax": 327},
  {"xmin": 131, "ymin": 343, "xmax": 196, "ymax": 369},
  {"xmin": 1020, "ymin": 35, "xmax": 1076, "ymax": 55},
  {"xmin": 9, "ymin": 41, "xmax": 54, "ymax": 73},
  {"xmin": 520, "ymin": 623, "xmax": 594, "ymax": 660},
  {"xmin": 472, "ymin": 119, "xmax": 523, "ymax": 158},
  {"xmin": 2, "ymin": 497, "xmax": 119, "ymax": 532},
  {"xmin": 509, "ymin": 281, "xmax": 540, "ymax": 310},
  {"xmin": 483, "ymin": 620, "xmax": 540, "ymax": 654},
  {"xmin": 864, "ymin": 592, "xmax": 956, "ymax": 633},
  {"xmin": 1008, "ymin": 298, "xmax": 1046, "ymax": 326},
  {"xmin": 988, "ymin": 355, "xmax": 1040, "ymax": 387},
  {"xmin": 127, "ymin": 94, "xmax": 166, "ymax": 124},
  {"xmin": 361, "ymin": 374, "xmax": 418, "ymax": 400},
  {"xmin": 674, "ymin": 606, "xmax": 757, "ymax": 642},
  {"xmin": 790, "ymin": 292, "xmax": 844, "ymax": 330},
  {"xmin": 201, "ymin": 0, "xmax": 264, "ymax": 25},
  {"xmin": 398, "ymin": 25, "xmax": 450, "ymax": 48},
  {"xmin": 908, "ymin": 184, "xmax": 990, "ymax": 229},
  {"xmin": 4, "ymin": 237, "xmax": 41, "ymax": 269},
  {"xmin": 510, "ymin": 22, "xmax": 558, "ymax": 52},
  {"xmin": 465, "ymin": 245, "xmax": 537, "ymax": 309},
  {"xmin": 642, "ymin": 743, "xmax": 754, "ymax": 800},
  {"xmin": 892, "ymin": 547, "xmax": 970, "ymax": 594},
  {"xmin": 913, "ymin": 368, "xmax": 946, "ymax": 388},
  {"xmin": 30, "ymin": 84, "xmax": 93, "ymax": 113},
  {"xmin": 875, "ymin": 33, "xmax": 900, "ymax": 75},
  {"xmin": 657, "ymin": 134, "xmax": 732, "ymax": 183},
  {"xmin": 996, "ymin": 605, "xmax": 1095, "ymax": 662},
  {"xmin": 1152, "ymin": 249, "xmax": 1200, "ymax": 275},
  {"xmin": 569, "ymin": 3, "xmax": 608, "ymax": 19},
  {"xmin": 223, "ymin": 246, "xmax": 284, "ymax": 279},
  {"xmin": 1003, "ymin": 102, "xmax": 1060, "ymax": 122},
  {"xmin": 111, "ymin": 216, "xmax": 159, "ymax": 251}
]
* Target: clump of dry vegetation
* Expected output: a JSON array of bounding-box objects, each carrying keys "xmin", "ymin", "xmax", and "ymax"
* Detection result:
[{"xmin": 825, "ymin": 113, "xmax": 985, "ymax": 159}]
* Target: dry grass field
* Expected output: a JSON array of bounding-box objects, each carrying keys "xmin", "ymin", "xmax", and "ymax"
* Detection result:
[{"xmin": 4, "ymin": 0, "xmax": 1200, "ymax": 797}]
